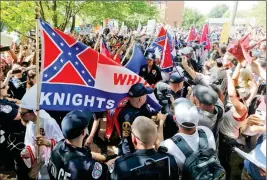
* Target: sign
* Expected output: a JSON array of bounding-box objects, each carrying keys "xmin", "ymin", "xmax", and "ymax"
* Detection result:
[
  {"xmin": 146, "ymin": 19, "xmax": 156, "ymax": 35},
  {"xmin": 220, "ymin": 22, "xmax": 231, "ymax": 44}
]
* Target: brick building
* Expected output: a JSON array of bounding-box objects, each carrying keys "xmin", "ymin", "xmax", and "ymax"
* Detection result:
[{"xmin": 149, "ymin": 1, "xmax": 184, "ymax": 27}]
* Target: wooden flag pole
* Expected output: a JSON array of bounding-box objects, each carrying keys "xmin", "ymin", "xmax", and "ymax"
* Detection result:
[
  {"xmin": 94, "ymin": 32, "xmax": 101, "ymax": 50},
  {"xmin": 35, "ymin": 6, "xmax": 41, "ymax": 163}
]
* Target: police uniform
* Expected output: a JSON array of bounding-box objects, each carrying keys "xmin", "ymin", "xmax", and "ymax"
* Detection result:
[
  {"xmin": 110, "ymin": 148, "xmax": 179, "ymax": 180},
  {"xmin": 139, "ymin": 53, "xmax": 162, "ymax": 86},
  {"xmin": 0, "ymin": 98, "xmax": 29, "ymax": 180},
  {"xmin": 118, "ymin": 83, "xmax": 155, "ymax": 155},
  {"xmin": 47, "ymin": 110, "xmax": 109, "ymax": 180}
]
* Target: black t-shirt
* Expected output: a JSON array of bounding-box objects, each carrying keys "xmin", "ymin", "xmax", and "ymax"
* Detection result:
[
  {"xmin": 8, "ymin": 73, "xmax": 27, "ymax": 100},
  {"xmin": 139, "ymin": 64, "xmax": 162, "ymax": 85}
]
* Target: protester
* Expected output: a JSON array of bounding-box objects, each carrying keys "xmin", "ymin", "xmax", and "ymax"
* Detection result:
[
  {"xmin": 159, "ymin": 98, "xmax": 224, "ymax": 179},
  {"xmin": 139, "ymin": 53, "xmax": 162, "ymax": 87},
  {"xmin": 0, "ymin": 13, "xmax": 266, "ymax": 180},
  {"xmin": 20, "ymin": 85, "xmax": 64, "ymax": 179}
]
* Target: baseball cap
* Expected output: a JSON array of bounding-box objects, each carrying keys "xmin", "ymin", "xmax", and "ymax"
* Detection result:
[
  {"xmin": 169, "ymin": 72, "xmax": 184, "ymax": 83},
  {"xmin": 146, "ymin": 53, "xmax": 155, "ymax": 61},
  {"xmin": 61, "ymin": 109, "xmax": 92, "ymax": 139},
  {"xmin": 131, "ymin": 116, "xmax": 157, "ymax": 144},
  {"xmin": 193, "ymin": 85, "xmax": 218, "ymax": 105},
  {"xmin": 128, "ymin": 83, "xmax": 153, "ymax": 97},
  {"xmin": 173, "ymin": 98, "xmax": 199, "ymax": 128}
]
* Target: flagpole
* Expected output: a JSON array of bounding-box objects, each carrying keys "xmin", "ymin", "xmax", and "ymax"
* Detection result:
[
  {"xmin": 35, "ymin": 6, "xmax": 41, "ymax": 163},
  {"xmin": 94, "ymin": 31, "xmax": 101, "ymax": 50}
]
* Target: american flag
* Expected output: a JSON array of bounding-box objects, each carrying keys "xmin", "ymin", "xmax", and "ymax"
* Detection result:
[{"xmin": 40, "ymin": 18, "xmax": 97, "ymax": 87}]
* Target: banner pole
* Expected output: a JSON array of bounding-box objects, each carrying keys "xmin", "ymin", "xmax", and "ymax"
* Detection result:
[{"xmin": 35, "ymin": 6, "xmax": 41, "ymax": 163}]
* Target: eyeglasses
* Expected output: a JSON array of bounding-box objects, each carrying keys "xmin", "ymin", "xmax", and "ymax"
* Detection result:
[{"xmin": 20, "ymin": 110, "xmax": 33, "ymax": 116}]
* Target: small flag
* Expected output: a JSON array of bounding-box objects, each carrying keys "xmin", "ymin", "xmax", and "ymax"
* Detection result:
[
  {"xmin": 100, "ymin": 37, "xmax": 111, "ymax": 58},
  {"xmin": 186, "ymin": 26, "xmax": 197, "ymax": 42},
  {"xmin": 161, "ymin": 34, "xmax": 173, "ymax": 72},
  {"xmin": 125, "ymin": 44, "xmax": 147, "ymax": 74},
  {"xmin": 200, "ymin": 23, "xmax": 210, "ymax": 50}
]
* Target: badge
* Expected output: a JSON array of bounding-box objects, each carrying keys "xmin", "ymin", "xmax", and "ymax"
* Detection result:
[
  {"xmin": 108, "ymin": 163, "xmax": 115, "ymax": 173},
  {"xmin": 142, "ymin": 68, "xmax": 146, "ymax": 72},
  {"xmin": 122, "ymin": 122, "xmax": 131, "ymax": 137},
  {"xmin": 0, "ymin": 105, "xmax": 12, "ymax": 114},
  {"xmin": 92, "ymin": 162, "xmax": 102, "ymax": 179},
  {"xmin": 152, "ymin": 70, "xmax": 156, "ymax": 75}
]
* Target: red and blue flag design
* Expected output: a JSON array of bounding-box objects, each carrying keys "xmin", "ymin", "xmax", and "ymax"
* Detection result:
[{"xmin": 39, "ymin": 18, "xmax": 161, "ymax": 112}]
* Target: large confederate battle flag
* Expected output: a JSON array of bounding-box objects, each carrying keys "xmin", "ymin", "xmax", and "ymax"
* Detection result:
[{"xmin": 39, "ymin": 19, "xmax": 161, "ymax": 112}]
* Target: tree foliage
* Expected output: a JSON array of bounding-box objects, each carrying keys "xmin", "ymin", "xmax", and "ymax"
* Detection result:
[
  {"xmin": 250, "ymin": 1, "xmax": 266, "ymax": 28},
  {"xmin": 0, "ymin": 1, "xmax": 158, "ymax": 35},
  {"xmin": 181, "ymin": 8, "xmax": 206, "ymax": 29},
  {"xmin": 208, "ymin": 4, "xmax": 229, "ymax": 18}
]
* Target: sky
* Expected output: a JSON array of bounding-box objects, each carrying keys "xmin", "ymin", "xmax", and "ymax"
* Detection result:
[{"xmin": 184, "ymin": 1, "xmax": 259, "ymax": 15}]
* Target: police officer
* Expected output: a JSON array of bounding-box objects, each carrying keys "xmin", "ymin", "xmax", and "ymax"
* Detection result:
[
  {"xmin": 47, "ymin": 110, "xmax": 109, "ymax": 180},
  {"xmin": 155, "ymin": 72, "xmax": 186, "ymax": 114},
  {"xmin": 139, "ymin": 53, "xmax": 162, "ymax": 87},
  {"xmin": 118, "ymin": 83, "xmax": 156, "ymax": 155},
  {"xmin": 0, "ymin": 82, "xmax": 29, "ymax": 180},
  {"xmin": 110, "ymin": 116, "xmax": 179, "ymax": 180}
]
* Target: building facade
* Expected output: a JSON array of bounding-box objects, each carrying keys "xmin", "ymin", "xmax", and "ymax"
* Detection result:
[{"xmin": 149, "ymin": 1, "xmax": 184, "ymax": 27}]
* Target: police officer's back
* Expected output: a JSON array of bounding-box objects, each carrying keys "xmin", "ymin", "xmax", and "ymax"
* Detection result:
[
  {"xmin": 118, "ymin": 83, "xmax": 155, "ymax": 155},
  {"xmin": 47, "ymin": 110, "xmax": 109, "ymax": 180},
  {"xmin": 110, "ymin": 116, "xmax": 179, "ymax": 180}
]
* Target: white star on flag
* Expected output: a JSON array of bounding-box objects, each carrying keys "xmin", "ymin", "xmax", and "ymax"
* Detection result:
[
  {"xmin": 60, "ymin": 59, "xmax": 64, "ymax": 63},
  {"xmin": 75, "ymin": 61, "xmax": 79, "ymax": 65},
  {"xmin": 60, "ymin": 43, "xmax": 64, "ymax": 46},
  {"xmin": 82, "ymin": 70, "xmax": 85, "ymax": 74},
  {"xmin": 68, "ymin": 52, "xmax": 72, "ymax": 56},
  {"xmin": 88, "ymin": 79, "xmax": 91, "ymax": 82},
  {"xmin": 53, "ymin": 66, "xmax": 57, "ymax": 70},
  {"xmin": 52, "ymin": 32, "xmax": 55, "ymax": 36},
  {"xmin": 76, "ymin": 48, "xmax": 79, "ymax": 51},
  {"xmin": 44, "ymin": 74, "xmax": 48, "ymax": 78}
]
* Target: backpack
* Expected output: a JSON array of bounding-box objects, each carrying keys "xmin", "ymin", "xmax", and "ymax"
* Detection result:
[{"xmin": 171, "ymin": 129, "xmax": 226, "ymax": 180}]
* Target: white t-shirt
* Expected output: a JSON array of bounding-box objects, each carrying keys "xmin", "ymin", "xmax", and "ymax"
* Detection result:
[{"xmin": 159, "ymin": 126, "xmax": 216, "ymax": 171}]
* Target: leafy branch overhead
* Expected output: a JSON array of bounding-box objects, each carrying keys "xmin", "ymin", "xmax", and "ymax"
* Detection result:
[{"xmin": 0, "ymin": 1, "xmax": 158, "ymax": 35}]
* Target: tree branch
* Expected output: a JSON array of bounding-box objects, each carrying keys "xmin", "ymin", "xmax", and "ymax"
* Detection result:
[
  {"xmin": 4, "ymin": 22, "xmax": 35, "ymax": 40},
  {"xmin": 39, "ymin": 0, "xmax": 46, "ymax": 21}
]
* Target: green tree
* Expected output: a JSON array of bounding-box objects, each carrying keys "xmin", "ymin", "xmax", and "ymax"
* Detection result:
[
  {"xmin": 81, "ymin": 1, "xmax": 158, "ymax": 28},
  {"xmin": 208, "ymin": 4, "xmax": 229, "ymax": 18},
  {"xmin": 181, "ymin": 8, "xmax": 206, "ymax": 29},
  {"xmin": 0, "ymin": 1, "xmax": 158, "ymax": 36},
  {"xmin": 250, "ymin": 1, "xmax": 266, "ymax": 28}
]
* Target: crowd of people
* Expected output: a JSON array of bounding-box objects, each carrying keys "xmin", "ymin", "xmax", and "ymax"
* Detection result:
[{"xmin": 0, "ymin": 21, "xmax": 266, "ymax": 180}]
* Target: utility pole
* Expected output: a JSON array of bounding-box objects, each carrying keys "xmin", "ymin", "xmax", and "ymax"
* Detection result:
[{"xmin": 230, "ymin": 1, "xmax": 238, "ymax": 26}]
